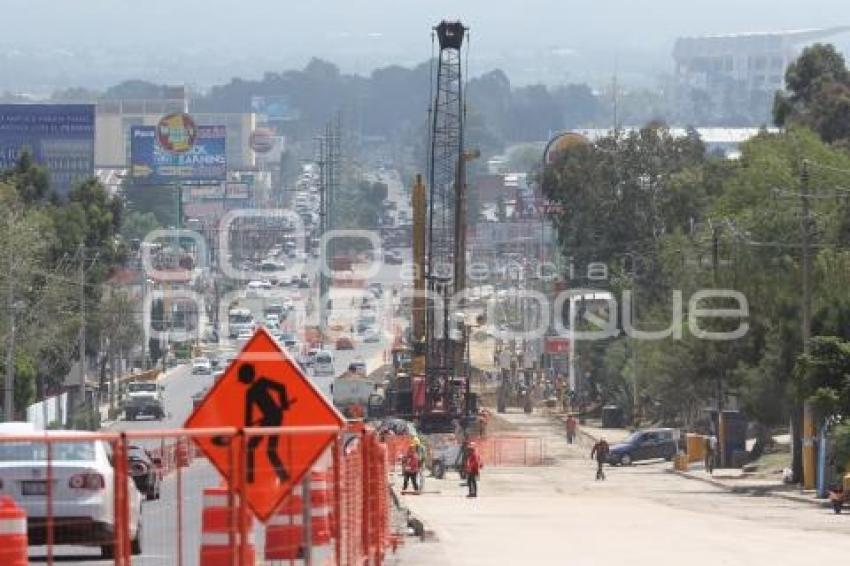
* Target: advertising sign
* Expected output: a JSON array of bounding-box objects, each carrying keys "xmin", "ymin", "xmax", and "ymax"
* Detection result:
[
  {"xmin": 131, "ymin": 125, "xmax": 226, "ymax": 184},
  {"xmin": 156, "ymin": 112, "xmax": 197, "ymax": 153},
  {"xmin": 249, "ymin": 127, "xmax": 275, "ymax": 153},
  {"xmin": 250, "ymin": 95, "xmax": 301, "ymax": 122},
  {"xmin": 0, "ymin": 104, "xmax": 95, "ymax": 195},
  {"xmin": 544, "ymin": 131, "xmax": 590, "ymax": 165}
]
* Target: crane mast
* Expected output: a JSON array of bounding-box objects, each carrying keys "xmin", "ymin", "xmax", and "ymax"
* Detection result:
[{"xmin": 421, "ymin": 20, "xmax": 474, "ymax": 432}]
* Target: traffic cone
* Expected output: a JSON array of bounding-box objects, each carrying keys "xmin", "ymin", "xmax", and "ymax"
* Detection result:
[
  {"xmin": 199, "ymin": 486, "xmax": 255, "ymax": 566},
  {"xmin": 0, "ymin": 496, "xmax": 28, "ymax": 566},
  {"xmin": 265, "ymin": 485, "xmax": 304, "ymax": 561}
]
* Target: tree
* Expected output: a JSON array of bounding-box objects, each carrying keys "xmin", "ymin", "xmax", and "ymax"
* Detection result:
[
  {"xmin": 95, "ymin": 290, "xmax": 142, "ymax": 409},
  {"xmin": 121, "ymin": 211, "xmax": 161, "ymax": 242},
  {"xmin": 506, "ymin": 144, "xmax": 542, "ymax": 174},
  {"xmin": 794, "ymin": 336, "xmax": 850, "ymax": 420},
  {"xmin": 774, "ymin": 44, "xmax": 850, "ymax": 143},
  {"xmin": 0, "ymin": 150, "xmax": 51, "ymax": 204}
]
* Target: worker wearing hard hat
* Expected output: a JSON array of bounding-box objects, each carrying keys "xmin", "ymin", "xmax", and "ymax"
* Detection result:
[
  {"xmin": 402, "ymin": 440, "xmax": 421, "ymax": 493},
  {"xmin": 464, "ymin": 442, "xmax": 483, "ymax": 498}
]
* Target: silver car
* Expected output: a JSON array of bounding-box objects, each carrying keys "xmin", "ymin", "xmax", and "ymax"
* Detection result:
[{"xmin": 0, "ymin": 427, "xmax": 143, "ymax": 558}]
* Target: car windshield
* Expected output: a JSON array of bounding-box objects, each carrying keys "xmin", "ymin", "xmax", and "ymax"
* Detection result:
[
  {"xmin": 0, "ymin": 441, "xmax": 97, "ymax": 461},
  {"xmin": 128, "ymin": 382, "xmax": 157, "ymax": 393},
  {"xmin": 623, "ymin": 431, "xmax": 643, "ymax": 444}
]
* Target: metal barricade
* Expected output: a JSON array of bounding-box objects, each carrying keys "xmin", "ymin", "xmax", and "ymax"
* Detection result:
[{"xmin": 0, "ymin": 424, "xmax": 398, "ymax": 566}]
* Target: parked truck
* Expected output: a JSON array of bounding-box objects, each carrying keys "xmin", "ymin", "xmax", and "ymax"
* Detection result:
[
  {"xmin": 331, "ymin": 376, "xmax": 383, "ymax": 419},
  {"xmin": 122, "ymin": 381, "xmax": 165, "ymax": 421}
]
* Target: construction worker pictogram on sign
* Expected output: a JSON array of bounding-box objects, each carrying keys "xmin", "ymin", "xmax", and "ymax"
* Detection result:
[
  {"xmin": 239, "ymin": 362, "xmax": 291, "ymax": 483},
  {"xmin": 185, "ymin": 327, "xmax": 345, "ymax": 522}
]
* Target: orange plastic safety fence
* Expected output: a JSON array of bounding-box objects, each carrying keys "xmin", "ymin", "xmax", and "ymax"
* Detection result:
[
  {"xmin": 0, "ymin": 425, "xmax": 397, "ymax": 566},
  {"xmin": 476, "ymin": 435, "xmax": 545, "ymax": 466}
]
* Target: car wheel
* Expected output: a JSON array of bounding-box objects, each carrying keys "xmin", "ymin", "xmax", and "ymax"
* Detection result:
[
  {"xmin": 620, "ymin": 454, "xmax": 632, "ymax": 466},
  {"xmin": 101, "ymin": 544, "xmax": 115, "ymax": 559},
  {"xmin": 131, "ymin": 522, "xmax": 143, "ymax": 555},
  {"xmin": 432, "ymin": 460, "xmax": 446, "ymax": 479},
  {"xmin": 833, "ymin": 501, "xmax": 843, "ymax": 514},
  {"xmin": 146, "ymin": 482, "xmax": 156, "ymax": 501}
]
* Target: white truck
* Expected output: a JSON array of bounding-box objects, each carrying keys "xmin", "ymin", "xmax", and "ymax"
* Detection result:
[{"xmin": 123, "ymin": 381, "xmax": 165, "ymax": 421}]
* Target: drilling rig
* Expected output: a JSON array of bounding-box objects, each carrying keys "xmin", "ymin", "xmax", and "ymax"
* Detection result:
[{"xmin": 383, "ymin": 21, "xmax": 478, "ymax": 433}]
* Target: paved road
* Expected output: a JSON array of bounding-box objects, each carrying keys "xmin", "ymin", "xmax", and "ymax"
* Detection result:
[
  {"xmin": 30, "ymin": 364, "xmax": 218, "ymax": 564},
  {"xmin": 29, "ymin": 171, "xmax": 413, "ymax": 564},
  {"xmin": 392, "ymin": 409, "xmax": 850, "ymax": 566}
]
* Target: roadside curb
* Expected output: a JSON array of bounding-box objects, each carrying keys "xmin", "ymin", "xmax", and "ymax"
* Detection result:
[
  {"xmin": 574, "ymin": 415, "xmax": 832, "ymax": 510},
  {"xmin": 388, "ymin": 475, "xmax": 436, "ymax": 541},
  {"xmin": 668, "ymin": 469, "xmax": 832, "ymax": 508}
]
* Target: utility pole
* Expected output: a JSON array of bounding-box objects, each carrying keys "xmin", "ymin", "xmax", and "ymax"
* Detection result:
[
  {"xmin": 78, "ymin": 243, "xmax": 88, "ymax": 424},
  {"xmin": 710, "ymin": 220, "xmax": 726, "ymax": 466},
  {"xmin": 800, "ymin": 160, "xmax": 812, "ymax": 355},
  {"xmin": 3, "ymin": 213, "xmax": 13, "ymax": 422},
  {"xmin": 793, "ymin": 160, "xmax": 813, "ymax": 483},
  {"xmin": 4, "ymin": 295, "xmax": 17, "ymax": 422},
  {"xmin": 317, "ymin": 134, "xmax": 327, "ymax": 338}
]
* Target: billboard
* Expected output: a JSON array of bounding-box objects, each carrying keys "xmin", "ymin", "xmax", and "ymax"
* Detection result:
[
  {"xmin": 0, "ymin": 104, "xmax": 95, "ymax": 196},
  {"xmin": 250, "ymin": 95, "xmax": 300, "ymax": 122},
  {"xmin": 130, "ymin": 125, "xmax": 226, "ymax": 184}
]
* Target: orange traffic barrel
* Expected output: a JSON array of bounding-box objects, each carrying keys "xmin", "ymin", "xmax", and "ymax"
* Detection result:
[
  {"xmin": 310, "ymin": 470, "xmax": 333, "ymax": 546},
  {"xmin": 0, "ymin": 496, "xmax": 28, "ymax": 566},
  {"xmin": 199, "ymin": 486, "xmax": 255, "ymax": 566},
  {"xmin": 265, "ymin": 486, "xmax": 304, "ymax": 561}
]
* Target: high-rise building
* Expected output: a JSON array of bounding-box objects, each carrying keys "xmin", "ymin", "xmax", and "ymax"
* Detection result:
[{"xmin": 673, "ymin": 27, "xmax": 850, "ymax": 123}]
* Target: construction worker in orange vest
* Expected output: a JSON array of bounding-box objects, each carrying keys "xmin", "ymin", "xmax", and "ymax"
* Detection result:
[{"xmin": 465, "ymin": 442, "xmax": 483, "ymax": 498}]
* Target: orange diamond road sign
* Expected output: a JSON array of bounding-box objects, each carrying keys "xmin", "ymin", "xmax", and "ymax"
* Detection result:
[{"xmin": 185, "ymin": 327, "xmax": 345, "ymax": 521}]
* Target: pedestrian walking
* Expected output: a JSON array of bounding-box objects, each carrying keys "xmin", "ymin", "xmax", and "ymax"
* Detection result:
[
  {"xmin": 465, "ymin": 442, "xmax": 483, "ymax": 497},
  {"xmin": 704, "ymin": 434, "xmax": 717, "ymax": 474},
  {"xmin": 565, "ymin": 414, "xmax": 577, "ymax": 444},
  {"xmin": 590, "ymin": 437, "xmax": 610, "ymax": 480},
  {"xmin": 402, "ymin": 441, "xmax": 421, "ymax": 493}
]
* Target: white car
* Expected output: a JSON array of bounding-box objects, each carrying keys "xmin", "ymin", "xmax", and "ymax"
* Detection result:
[
  {"xmin": 0, "ymin": 427, "xmax": 143, "ymax": 558},
  {"xmin": 237, "ymin": 328, "xmax": 253, "ymax": 343},
  {"xmin": 265, "ymin": 313, "xmax": 281, "ymax": 327},
  {"xmin": 191, "ymin": 357, "xmax": 212, "ymax": 375}
]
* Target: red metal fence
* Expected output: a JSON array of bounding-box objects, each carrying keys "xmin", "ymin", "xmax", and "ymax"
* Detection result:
[{"xmin": 0, "ymin": 424, "xmax": 397, "ymax": 565}]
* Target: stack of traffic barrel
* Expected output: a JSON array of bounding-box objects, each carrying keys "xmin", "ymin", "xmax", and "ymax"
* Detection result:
[
  {"xmin": 0, "ymin": 496, "xmax": 27, "ymax": 566},
  {"xmin": 199, "ymin": 485, "xmax": 255, "ymax": 566},
  {"xmin": 265, "ymin": 467, "xmax": 336, "ymax": 564}
]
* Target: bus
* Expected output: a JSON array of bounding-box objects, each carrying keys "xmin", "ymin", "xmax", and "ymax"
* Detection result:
[{"xmin": 228, "ymin": 307, "xmax": 254, "ymax": 339}]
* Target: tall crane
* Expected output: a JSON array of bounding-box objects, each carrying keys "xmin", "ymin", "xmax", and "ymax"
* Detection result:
[
  {"xmin": 421, "ymin": 20, "xmax": 476, "ymax": 432},
  {"xmin": 382, "ymin": 21, "xmax": 477, "ymax": 433}
]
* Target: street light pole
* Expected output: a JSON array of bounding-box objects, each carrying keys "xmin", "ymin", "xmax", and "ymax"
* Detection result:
[{"xmin": 3, "ymin": 300, "xmax": 18, "ymax": 422}]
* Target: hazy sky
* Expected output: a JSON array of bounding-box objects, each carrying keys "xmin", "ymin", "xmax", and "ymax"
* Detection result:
[{"xmin": 2, "ymin": 0, "xmax": 849, "ymax": 90}]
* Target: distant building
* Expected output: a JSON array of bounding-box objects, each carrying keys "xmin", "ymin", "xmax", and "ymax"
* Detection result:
[
  {"xmin": 0, "ymin": 104, "xmax": 95, "ymax": 196},
  {"xmin": 95, "ymin": 87, "xmax": 257, "ymax": 170},
  {"xmin": 95, "ymin": 86, "xmax": 188, "ymax": 167},
  {"xmin": 672, "ymin": 27, "xmax": 850, "ymax": 124},
  {"xmin": 568, "ymin": 127, "xmax": 779, "ymax": 159},
  {"xmin": 191, "ymin": 113, "xmax": 257, "ymax": 170}
]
